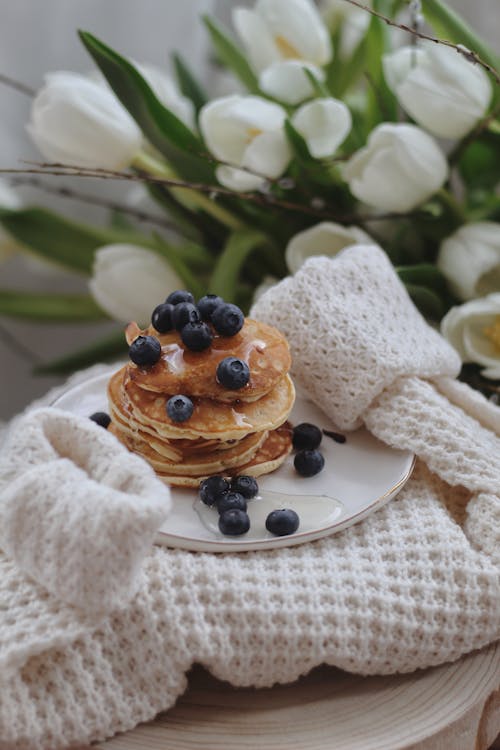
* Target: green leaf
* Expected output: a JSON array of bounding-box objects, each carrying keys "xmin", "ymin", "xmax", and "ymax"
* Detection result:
[
  {"xmin": 303, "ymin": 68, "xmax": 331, "ymax": 98},
  {"xmin": 152, "ymin": 233, "xmax": 205, "ymax": 298},
  {"xmin": 459, "ymin": 134, "xmax": 500, "ymax": 191},
  {"xmin": 203, "ymin": 16, "xmax": 259, "ymax": 93},
  {"xmin": 328, "ymin": 36, "xmax": 369, "ymax": 98},
  {"xmin": 396, "ymin": 264, "xmax": 449, "ymax": 295},
  {"xmin": 0, "ymin": 207, "xmax": 152, "ymax": 274},
  {"xmin": 284, "ymin": 118, "xmax": 313, "ymax": 163},
  {"xmin": 208, "ymin": 229, "xmax": 267, "ymax": 301},
  {"xmin": 404, "ymin": 283, "xmax": 447, "ymax": 320},
  {"xmin": 0, "ymin": 290, "xmax": 107, "ymax": 321},
  {"xmin": 172, "ymin": 52, "xmax": 208, "ymax": 115},
  {"xmin": 35, "ymin": 329, "xmax": 127, "ymax": 374},
  {"xmin": 422, "ymin": 0, "xmax": 500, "ymax": 97},
  {"xmin": 364, "ymin": 4, "xmax": 398, "ymax": 128},
  {"xmin": 78, "ymin": 31, "xmax": 214, "ymax": 182}
]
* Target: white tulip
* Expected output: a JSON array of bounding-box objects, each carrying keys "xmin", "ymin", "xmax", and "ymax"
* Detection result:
[
  {"xmin": 322, "ymin": 0, "xmax": 372, "ymax": 59},
  {"xmin": 343, "ymin": 123, "xmax": 448, "ymax": 213},
  {"xmin": 233, "ymin": 0, "xmax": 332, "ymax": 74},
  {"xmin": 441, "ymin": 293, "xmax": 500, "ymax": 379},
  {"xmin": 199, "ymin": 95, "xmax": 291, "ymax": 191},
  {"xmin": 0, "ymin": 179, "xmax": 22, "ymax": 262},
  {"xmin": 89, "ymin": 244, "xmax": 183, "ymax": 326},
  {"xmin": 291, "ymin": 98, "xmax": 351, "ymax": 158},
  {"xmin": 437, "ymin": 222, "xmax": 500, "ymax": 301},
  {"xmin": 285, "ymin": 221, "xmax": 373, "ymax": 273},
  {"xmin": 259, "ymin": 60, "xmax": 325, "ymax": 105},
  {"xmin": 383, "ymin": 43, "xmax": 492, "ymax": 140},
  {"xmin": 28, "ymin": 72, "xmax": 142, "ymax": 169}
]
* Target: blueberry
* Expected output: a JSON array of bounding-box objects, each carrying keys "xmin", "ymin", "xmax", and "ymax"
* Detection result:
[
  {"xmin": 129, "ymin": 335, "xmax": 162, "ymax": 366},
  {"xmin": 197, "ymin": 294, "xmax": 224, "ymax": 321},
  {"xmin": 172, "ymin": 302, "xmax": 200, "ymax": 331},
  {"xmin": 151, "ymin": 303, "xmax": 174, "ymax": 333},
  {"xmin": 199, "ymin": 476, "xmax": 230, "ymax": 506},
  {"xmin": 265, "ymin": 509, "xmax": 300, "ymax": 536},
  {"xmin": 166, "ymin": 395, "xmax": 194, "ymax": 423},
  {"xmin": 216, "ymin": 356, "xmax": 250, "ymax": 390},
  {"xmin": 292, "ymin": 423, "xmax": 322, "ymax": 451},
  {"xmin": 166, "ymin": 290, "xmax": 194, "ymax": 306},
  {"xmin": 89, "ymin": 411, "xmax": 111, "ymax": 429},
  {"xmin": 218, "ymin": 509, "xmax": 250, "ymax": 536},
  {"xmin": 181, "ymin": 321, "xmax": 213, "ymax": 352},
  {"xmin": 230, "ymin": 475, "xmax": 259, "ymax": 499},
  {"xmin": 211, "ymin": 303, "xmax": 244, "ymax": 337},
  {"xmin": 216, "ymin": 491, "xmax": 247, "ymax": 514},
  {"xmin": 294, "ymin": 449, "xmax": 325, "ymax": 477}
]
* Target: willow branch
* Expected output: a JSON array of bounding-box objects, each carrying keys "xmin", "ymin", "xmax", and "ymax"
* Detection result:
[
  {"xmin": 0, "ymin": 163, "xmax": 409, "ymax": 224},
  {"xmin": 342, "ymin": 0, "xmax": 500, "ymax": 85},
  {"xmin": 0, "ymin": 72, "xmax": 36, "ymax": 97},
  {"xmin": 10, "ymin": 176, "xmax": 182, "ymax": 232}
]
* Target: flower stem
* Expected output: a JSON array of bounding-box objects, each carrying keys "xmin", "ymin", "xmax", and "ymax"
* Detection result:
[
  {"xmin": 436, "ymin": 188, "xmax": 466, "ymax": 224},
  {"xmin": 132, "ymin": 151, "xmax": 243, "ymax": 231}
]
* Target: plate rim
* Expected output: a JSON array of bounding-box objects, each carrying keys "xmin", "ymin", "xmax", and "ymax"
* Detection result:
[{"xmin": 51, "ymin": 371, "xmax": 416, "ymax": 553}]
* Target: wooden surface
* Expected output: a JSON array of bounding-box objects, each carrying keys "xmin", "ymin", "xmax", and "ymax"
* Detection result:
[{"xmin": 84, "ymin": 641, "xmax": 500, "ymax": 750}]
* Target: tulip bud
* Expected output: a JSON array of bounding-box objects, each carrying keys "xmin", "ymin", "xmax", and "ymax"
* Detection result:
[
  {"xmin": 259, "ymin": 61, "xmax": 325, "ymax": 105},
  {"xmin": 233, "ymin": 0, "xmax": 332, "ymax": 74},
  {"xmin": 89, "ymin": 244, "xmax": 183, "ymax": 326},
  {"xmin": 28, "ymin": 72, "xmax": 142, "ymax": 169},
  {"xmin": 291, "ymin": 98, "xmax": 351, "ymax": 158},
  {"xmin": 383, "ymin": 42, "xmax": 492, "ymax": 140},
  {"xmin": 343, "ymin": 123, "xmax": 448, "ymax": 213},
  {"xmin": 200, "ymin": 95, "xmax": 291, "ymax": 191},
  {"xmin": 441, "ymin": 294, "xmax": 500, "ymax": 379},
  {"xmin": 437, "ymin": 222, "xmax": 500, "ymax": 301},
  {"xmin": 285, "ymin": 221, "xmax": 373, "ymax": 273},
  {"xmin": 322, "ymin": 0, "xmax": 372, "ymax": 59}
]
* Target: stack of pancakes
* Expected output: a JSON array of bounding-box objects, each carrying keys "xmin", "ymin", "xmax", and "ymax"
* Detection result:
[{"xmin": 108, "ymin": 318, "xmax": 295, "ymax": 487}]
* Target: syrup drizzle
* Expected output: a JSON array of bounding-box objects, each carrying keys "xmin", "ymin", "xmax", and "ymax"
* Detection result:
[{"xmin": 195, "ymin": 491, "xmax": 343, "ymax": 540}]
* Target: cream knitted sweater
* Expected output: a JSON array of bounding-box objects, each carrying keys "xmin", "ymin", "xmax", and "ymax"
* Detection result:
[{"xmin": 0, "ymin": 245, "xmax": 498, "ymax": 750}]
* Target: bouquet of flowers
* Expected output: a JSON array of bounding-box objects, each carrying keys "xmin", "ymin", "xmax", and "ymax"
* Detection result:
[{"xmin": 1, "ymin": 0, "xmax": 499, "ymax": 392}]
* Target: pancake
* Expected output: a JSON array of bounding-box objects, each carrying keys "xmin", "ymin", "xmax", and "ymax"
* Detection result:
[
  {"xmin": 111, "ymin": 425, "xmax": 269, "ymax": 476},
  {"xmin": 126, "ymin": 318, "xmax": 291, "ymax": 403},
  {"xmin": 110, "ymin": 405, "xmax": 242, "ymax": 462},
  {"xmin": 108, "ymin": 368, "xmax": 296, "ymax": 441},
  {"xmin": 155, "ymin": 423, "xmax": 293, "ymax": 487}
]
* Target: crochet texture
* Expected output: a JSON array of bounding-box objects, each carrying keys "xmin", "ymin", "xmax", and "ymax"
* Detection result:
[{"xmin": 0, "ymin": 245, "xmax": 498, "ymax": 750}]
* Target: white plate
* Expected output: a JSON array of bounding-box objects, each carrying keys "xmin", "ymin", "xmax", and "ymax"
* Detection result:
[{"xmin": 53, "ymin": 373, "xmax": 415, "ymax": 553}]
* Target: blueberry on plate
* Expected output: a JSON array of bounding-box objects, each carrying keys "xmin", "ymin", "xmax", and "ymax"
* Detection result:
[
  {"xmin": 211, "ymin": 303, "xmax": 244, "ymax": 336},
  {"xmin": 218, "ymin": 509, "xmax": 250, "ymax": 536},
  {"xmin": 172, "ymin": 302, "xmax": 200, "ymax": 331},
  {"xmin": 294, "ymin": 449, "xmax": 325, "ymax": 477},
  {"xmin": 166, "ymin": 290, "xmax": 194, "ymax": 305},
  {"xmin": 151, "ymin": 302, "xmax": 174, "ymax": 333},
  {"xmin": 230, "ymin": 475, "xmax": 259, "ymax": 499},
  {"xmin": 292, "ymin": 422, "xmax": 322, "ymax": 451},
  {"xmin": 216, "ymin": 491, "xmax": 247, "ymax": 514},
  {"xmin": 166, "ymin": 395, "xmax": 194, "ymax": 423},
  {"xmin": 197, "ymin": 294, "xmax": 224, "ymax": 321},
  {"xmin": 199, "ymin": 476, "xmax": 230, "ymax": 506},
  {"xmin": 89, "ymin": 411, "xmax": 111, "ymax": 429},
  {"xmin": 181, "ymin": 321, "xmax": 213, "ymax": 352},
  {"xmin": 265, "ymin": 509, "xmax": 300, "ymax": 536},
  {"xmin": 216, "ymin": 356, "xmax": 250, "ymax": 390},
  {"xmin": 129, "ymin": 335, "xmax": 162, "ymax": 366}
]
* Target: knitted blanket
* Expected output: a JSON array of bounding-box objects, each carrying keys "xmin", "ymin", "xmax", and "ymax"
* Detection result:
[{"xmin": 0, "ymin": 245, "xmax": 498, "ymax": 750}]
